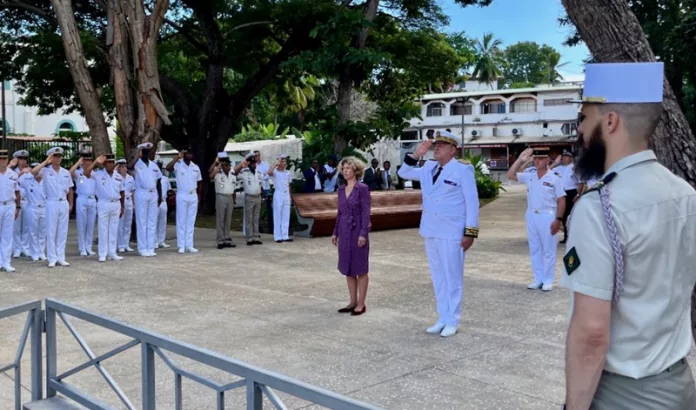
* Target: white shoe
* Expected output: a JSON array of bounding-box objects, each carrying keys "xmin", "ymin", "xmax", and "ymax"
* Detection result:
[
  {"xmin": 86, "ymin": 250, "xmax": 96, "ymax": 256},
  {"xmin": 178, "ymin": 248, "xmax": 185, "ymax": 254},
  {"xmin": 125, "ymin": 247, "xmax": 134, "ymax": 252},
  {"xmin": 98, "ymin": 257, "xmax": 106, "ymax": 263},
  {"xmin": 108, "ymin": 255, "xmax": 124, "ymax": 261},
  {"xmin": 140, "ymin": 252, "xmax": 149, "ymax": 257},
  {"xmin": 527, "ymin": 282, "xmax": 542, "ymax": 290},
  {"xmin": 186, "ymin": 247, "xmax": 198, "ymax": 253},
  {"xmin": 57, "ymin": 261, "xmax": 70, "ymax": 267},
  {"xmin": 79, "ymin": 251, "xmax": 88, "ymax": 257},
  {"xmin": 150, "ymin": 251, "xmax": 157, "ymax": 257},
  {"xmin": 13, "ymin": 252, "xmax": 21, "ymax": 258},
  {"xmin": 118, "ymin": 248, "xmax": 125, "ymax": 253},
  {"xmin": 440, "ymin": 326, "xmax": 458, "ymax": 338},
  {"xmin": 48, "ymin": 262, "xmax": 56, "ymax": 268},
  {"xmin": 3, "ymin": 265, "xmax": 15, "ymax": 273},
  {"xmin": 426, "ymin": 323, "xmax": 446, "ymax": 334},
  {"xmin": 159, "ymin": 242, "xmax": 171, "ymax": 248},
  {"xmin": 542, "ymin": 283, "xmax": 553, "ymax": 292},
  {"xmin": 38, "ymin": 256, "xmax": 47, "ymax": 261}
]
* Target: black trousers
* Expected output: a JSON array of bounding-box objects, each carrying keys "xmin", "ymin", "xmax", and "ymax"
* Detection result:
[{"xmin": 562, "ymin": 189, "xmax": 578, "ymax": 240}]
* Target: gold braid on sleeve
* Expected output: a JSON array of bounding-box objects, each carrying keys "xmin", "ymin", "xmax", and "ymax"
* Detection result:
[{"xmin": 464, "ymin": 227, "xmax": 479, "ymax": 238}]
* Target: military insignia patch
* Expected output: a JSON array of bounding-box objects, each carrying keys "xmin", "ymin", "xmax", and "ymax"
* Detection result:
[{"xmin": 563, "ymin": 247, "xmax": 580, "ymax": 275}]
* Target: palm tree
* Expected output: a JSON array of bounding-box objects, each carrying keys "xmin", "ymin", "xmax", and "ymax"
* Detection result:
[
  {"xmin": 545, "ymin": 51, "xmax": 569, "ymax": 84},
  {"xmin": 472, "ymin": 32, "xmax": 505, "ymax": 85}
]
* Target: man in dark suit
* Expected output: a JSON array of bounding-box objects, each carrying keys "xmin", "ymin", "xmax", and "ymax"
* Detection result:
[
  {"xmin": 363, "ymin": 158, "xmax": 383, "ymax": 191},
  {"xmin": 303, "ymin": 159, "xmax": 322, "ymax": 193}
]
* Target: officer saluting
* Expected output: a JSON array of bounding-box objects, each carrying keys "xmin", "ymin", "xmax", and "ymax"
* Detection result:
[
  {"xmin": 507, "ymin": 147, "xmax": 566, "ymax": 291},
  {"xmin": 0, "ymin": 150, "xmax": 21, "ymax": 272},
  {"xmin": 133, "ymin": 142, "xmax": 162, "ymax": 257},
  {"xmin": 397, "ymin": 130, "xmax": 480, "ymax": 337},
  {"xmin": 560, "ymin": 62, "xmax": 696, "ymax": 409}
]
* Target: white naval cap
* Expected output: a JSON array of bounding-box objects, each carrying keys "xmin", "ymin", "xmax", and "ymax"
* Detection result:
[
  {"xmin": 277, "ymin": 154, "xmax": 288, "ymax": 160},
  {"xmin": 245, "ymin": 152, "xmax": 255, "ymax": 161},
  {"xmin": 30, "ymin": 162, "xmax": 39, "ymax": 167},
  {"xmin": 569, "ymin": 62, "xmax": 664, "ymax": 104},
  {"xmin": 13, "ymin": 150, "xmax": 29, "ymax": 158},
  {"xmin": 218, "ymin": 152, "xmax": 228, "ymax": 158},
  {"xmin": 116, "ymin": 159, "xmax": 127, "ymax": 165},
  {"xmin": 433, "ymin": 130, "xmax": 462, "ymax": 148},
  {"xmin": 46, "ymin": 147, "xmax": 64, "ymax": 156},
  {"xmin": 137, "ymin": 142, "xmax": 154, "ymax": 150}
]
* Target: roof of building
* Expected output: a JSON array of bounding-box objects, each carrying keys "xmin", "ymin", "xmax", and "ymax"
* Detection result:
[{"xmin": 421, "ymin": 85, "xmax": 582, "ymax": 101}]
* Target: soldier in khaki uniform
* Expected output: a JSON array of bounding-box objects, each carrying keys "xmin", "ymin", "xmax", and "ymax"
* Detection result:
[{"xmin": 560, "ymin": 62, "xmax": 696, "ymax": 409}]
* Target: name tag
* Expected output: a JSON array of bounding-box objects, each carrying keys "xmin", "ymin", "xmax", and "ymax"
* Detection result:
[
  {"xmin": 542, "ymin": 181, "xmax": 553, "ymax": 187},
  {"xmin": 444, "ymin": 180, "xmax": 458, "ymax": 186}
]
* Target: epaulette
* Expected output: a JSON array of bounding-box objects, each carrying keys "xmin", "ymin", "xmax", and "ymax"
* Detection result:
[
  {"xmin": 553, "ymin": 171, "xmax": 561, "ymax": 177},
  {"xmin": 582, "ymin": 172, "xmax": 617, "ymax": 196},
  {"xmin": 458, "ymin": 159, "xmax": 471, "ymax": 165}
]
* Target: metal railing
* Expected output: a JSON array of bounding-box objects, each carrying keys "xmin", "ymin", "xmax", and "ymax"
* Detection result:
[
  {"xmin": 0, "ymin": 300, "xmax": 43, "ymax": 410},
  {"xmin": 41, "ymin": 298, "xmax": 382, "ymax": 410}
]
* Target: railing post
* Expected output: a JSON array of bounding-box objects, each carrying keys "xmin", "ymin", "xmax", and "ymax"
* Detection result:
[
  {"xmin": 45, "ymin": 305, "xmax": 57, "ymax": 397},
  {"xmin": 246, "ymin": 379, "xmax": 262, "ymax": 410},
  {"xmin": 142, "ymin": 343, "xmax": 156, "ymax": 410},
  {"xmin": 31, "ymin": 307, "xmax": 43, "ymax": 400}
]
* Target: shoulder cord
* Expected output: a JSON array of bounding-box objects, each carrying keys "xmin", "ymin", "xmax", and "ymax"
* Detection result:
[{"xmin": 598, "ymin": 185, "xmax": 624, "ymax": 302}]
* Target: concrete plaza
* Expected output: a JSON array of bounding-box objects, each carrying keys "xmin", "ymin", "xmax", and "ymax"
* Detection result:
[{"xmin": 0, "ymin": 184, "xmax": 694, "ymax": 409}]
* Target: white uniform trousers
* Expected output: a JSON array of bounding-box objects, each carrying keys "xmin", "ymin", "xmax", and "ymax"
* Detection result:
[
  {"xmin": 76, "ymin": 195, "xmax": 97, "ymax": 253},
  {"xmin": 46, "ymin": 199, "xmax": 69, "ymax": 264},
  {"xmin": 0, "ymin": 202, "xmax": 16, "ymax": 268},
  {"xmin": 118, "ymin": 201, "xmax": 133, "ymax": 249},
  {"xmin": 13, "ymin": 199, "xmax": 29, "ymax": 255},
  {"xmin": 272, "ymin": 195, "xmax": 290, "ymax": 241},
  {"xmin": 26, "ymin": 203, "xmax": 46, "ymax": 260},
  {"xmin": 97, "ymin": 200, "xmax": 121, "ymax": 259},
  {"xmin": 525, "ymin": 210, "xmax": 558, "ymax": 285},
  {"xmin": 134, "ymin": 189, "xmax": 158, "ymax": 254},
  {"xmin": 424, "ymin": 238, "xmax": 465, "ymax": 327},
  {"xmin": 156, "ymin": 201, "xmax": 168, "ymax": 245},
  {"xmin": 175, "ymin": 192, "xmax": 198, "ymax": 249}
]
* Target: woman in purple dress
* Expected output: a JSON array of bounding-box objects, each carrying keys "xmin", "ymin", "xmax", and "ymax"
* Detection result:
[{"xmin": 331, "ymin": 157, "xmax": 371, "ymax": 316}]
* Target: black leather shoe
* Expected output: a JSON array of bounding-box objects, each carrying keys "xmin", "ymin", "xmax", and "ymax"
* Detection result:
[
  {"xmin": 226, "ymin": 243, "xmax": 237, "ymax": 248},
  {"xmin": 338, "ymin": 305, "xmax": 356, "ymax": 313},
  {"xmin": 247, "ymin": 242, "xmax": 253, "ymax": 246},
  {"xmin": 284, "ymin": 239, "xmax": 294, "ymax": 242},
  {"xmin": 217, "ymin": 244, "xmax": 224, "ymax": 249},
  {"xmin": 253, "ymin": 240, "xmax": 263, "ymax": 245},
  {"xmin": 351, "ymin": 306, "xmax": 367, "ymax": 316}
]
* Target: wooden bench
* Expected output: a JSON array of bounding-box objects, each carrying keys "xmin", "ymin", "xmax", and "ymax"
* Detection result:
[{"xmin": 292, "ymin": 190, "xmax": 423, "ymax": 237}]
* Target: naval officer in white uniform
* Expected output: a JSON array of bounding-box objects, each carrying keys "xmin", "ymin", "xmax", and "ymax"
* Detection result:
[
  {"xmin": 268, "ymin": 154, "xmax": 292, "ymax": 243},
  {"xmin": 31, "ymin": 147, "xmax": 74, "ymax": 267},
  {"xmin": 133, "ymin": 142, "xmax": 162, "ymax": 257},
  {"xmin": 166, "ymin": 148, "xmax": 202, "ymax": 253},
  {"xmin": 84, "ymin": 154, "xmax": 125, "ymax": 262},
  {"xmin": 116, "ymin": 159, "xmax": 135, "ymax": 253},
  {"xmin": 0, "ymin": 150, "xmax": 21, "ymax": 272},
  {"xmin": 70, "ymin": 152, "xmax": 98, "ymax": 256},
  {"xmin": 397, "ymin": 130, "xmax": 480, "ymax": 337},
  {"xmin": 20, "ymin": 163, "xmax": 46, "ymax": 261},
  {"xmin": 11, "ymin": 150, "xmax": 30, "ymax": 258},
  {"xmin": 507, "ymin": 147, "xmax": 566, "ymax": 291}
]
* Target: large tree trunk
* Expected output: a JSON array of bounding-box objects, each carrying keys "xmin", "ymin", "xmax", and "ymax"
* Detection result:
[
  {"xmin": 334, "ymin": 0, "xmax": 379, "ymax": 154},
  {"xmin": 562, "ymin": 0, "xmax": 696, "ymax": 342},
  {"xmin": 49, "ymin": 0, "xmax": 112, "ymax": 155}
]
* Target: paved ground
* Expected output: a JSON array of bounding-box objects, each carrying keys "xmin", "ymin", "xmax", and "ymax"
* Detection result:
[{"xmin": 0, "ymin": 185, "xmax": 693, "ymax": 409}]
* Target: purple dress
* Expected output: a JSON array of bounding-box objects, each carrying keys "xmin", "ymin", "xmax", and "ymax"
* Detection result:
[{"xmin": 333, "ymin": 182, "xmax": 371, "ymax": 276}]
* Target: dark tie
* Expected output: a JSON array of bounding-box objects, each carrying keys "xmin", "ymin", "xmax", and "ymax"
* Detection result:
[{"xmin": 432, "ymin": 166, "xmax": 443, "ymax": 184}]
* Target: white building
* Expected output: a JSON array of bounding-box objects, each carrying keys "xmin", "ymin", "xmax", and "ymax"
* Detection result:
[{"xmin": 401, "ymin": 82, "xmax": 582, "ymax": 172}]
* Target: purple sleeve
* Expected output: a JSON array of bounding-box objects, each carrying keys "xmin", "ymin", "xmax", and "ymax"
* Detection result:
[
  {"xmin": 359, "ymin": 184, "xmax": 371, "ymax": 238},
  {"xmin": 333, "ymin": 194, "xmax": 342, "ymax": 237}
]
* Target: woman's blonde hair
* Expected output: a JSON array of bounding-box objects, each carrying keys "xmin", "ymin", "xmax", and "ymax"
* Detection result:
[{"xmin": 338, "ymin": 156, "xmax": 366, "ymax": 180}]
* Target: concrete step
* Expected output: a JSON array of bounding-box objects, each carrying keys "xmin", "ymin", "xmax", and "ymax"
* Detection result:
[{"xmin": 23, "ymin": 397, "xmax": 84, "ymax": 410}]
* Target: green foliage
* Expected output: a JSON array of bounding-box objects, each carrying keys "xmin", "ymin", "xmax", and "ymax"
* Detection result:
[
  {"xmin": 471, "ymin": 32, "xmax": 505, "ymax": 85},
  {"xmin": 501, "ymin": 41, "xmax": 565, "ymax": 87},
  {"xmin": 463, "ymin": 150, "xmax": 505, "ymax": 199},
  {"xmin": 232, "ymin": 123, "xmax": 290, "ymax": 142}
]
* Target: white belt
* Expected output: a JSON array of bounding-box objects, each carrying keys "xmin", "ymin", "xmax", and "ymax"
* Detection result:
[
  {"xmin": 137, "ymin": 188, "xmax": 156, "ymax": 193},
  {"xmin": 0, "ymin": 201, "xmax": 14, "ymax": 206},
  {"xmin": 47, "ymin": 198, "xmax": 66, "ymax": 202},
  {"xmin": 100, "ymin": 198, "xmax": 120, "ymax": 203},
  {"xmin": 529, "ymin": 209, "xmax": 555, "ymax": 215}
]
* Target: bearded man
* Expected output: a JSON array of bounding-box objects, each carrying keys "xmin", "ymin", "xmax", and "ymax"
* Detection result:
[{"xmin": 559, "ymin": 62, "xmax": 696, "ymax": 409}]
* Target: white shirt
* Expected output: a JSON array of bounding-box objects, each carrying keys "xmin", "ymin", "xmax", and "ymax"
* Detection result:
[
  {"xmin": 214, "ymin": 171, "xmax": 236, "ymax": 195},
  {"xmin": 561, "ymin": 150, "xmax": 696, "ymax": 378},
  {"xmin": 159, "ymin": 176, "xmax": 171, "ymax": 201},
  {"xmin": 13, "ymin": 166, "xmax": 28, "ymax": 200},
  {"xmin": 92, "ymin": 169, "xmax": 124, "ymax": 201},
  {"xmin": 0, "ymin": 168, "xmax": 19, "ymax": 203},
  {"xmin": 557, "ymin": 163, "xmax": 579, "ymax": 191},
  {"xmin": 39, "ymin": 166, "xmax": 73, "ymax": 200},
  {"xmin": 313, "ymin": 171, "xmax": 321, "ymax": 190},
  {"xmin": 121, "ymin": 174, "xmax": 135, "ymax": 199},
  {"xmin": 134, "ymin": 159, "xmax": 162, "ymax": 191},
  {"xmin": 239, "ymin": 168, "xmax": 262, "ymax": 196},
  {"xmin": 323, "ymin": 164, "xmax": 337, "ymax": 192},
  {"xmin": 256, "ymin": 161, "xmax": 271, "ymax": 190},
  {"xmin": 20, "ymin": 173, "xmax": 45, "ymax": 205},
  {"xmin": 73, "ymin": 167, "xmax": 97, "ymax": 197},
  {"xmin": 174, "ymin": 160, "xmax": 202, "ymax": 195},
  {"xmin": 516, "ymin": 170, "xmax": 565, "ymax": 211},
  {"xmin": 272, "ymin": 170, "xmax": 292, "ymax": 200}
]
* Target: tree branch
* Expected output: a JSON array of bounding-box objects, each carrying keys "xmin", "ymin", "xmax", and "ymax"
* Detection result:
[
  {"xmin": 0, "ymin": 0, "xmax": 57, "ymax": 27},
  {"xmin": 162, "ymin": 17, "xmax": 207, "ymax": 53}
]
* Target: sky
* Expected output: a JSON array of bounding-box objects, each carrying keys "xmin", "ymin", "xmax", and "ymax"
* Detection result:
[{"xmin": 440, "ymin": 0, "xmax": 590, "ymax": 81}]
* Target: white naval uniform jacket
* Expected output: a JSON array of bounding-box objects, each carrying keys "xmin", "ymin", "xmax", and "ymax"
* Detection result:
[{"xmin": 398, "ymin": 156, "xmax": 480, "ymax": 240}]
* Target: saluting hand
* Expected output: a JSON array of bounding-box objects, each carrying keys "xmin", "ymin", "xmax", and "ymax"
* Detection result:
[
  {"xmin": 518, "ymin": 147, "xmax": 534, "ymax": 163},
  {"xmin": 9, "ymin": 158, "xmax": 18, "ymax": 168},
  {"xmin": 96, "ymin": 155, "xmax": 107, "ymax": 164},
  {"xmin": 414, "ymin": 139, "xmax": 433, "ymax": 158}
]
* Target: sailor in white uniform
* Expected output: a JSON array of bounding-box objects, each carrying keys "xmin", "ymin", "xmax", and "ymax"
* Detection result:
[
  {"xmin": 268, "ymin": 154, "xmax": 293, "ymax": 242},
  {"xmin": 397, "ymin": 131, "xmax": 480, "ymax": 337},
  {"xmin": 84, "ymin": 154, "xmax": 125, "ymax": 262},
  {"xmin": 165, "ymin": 148, "xmax": 202, "ymax": 253},
  {"xmin": 133, "ymin": 142, "xmax": 162, "ymax": 257},
  {"xmin": 20, "ymin": 163, "xmax": 46, "ymax": 261},
  {"xmin": 0, "ymin": 150, "xmax": 21, "ymax": 272},
  {"xmin": 70, "ymin": 152, "xmax": 98, "ymax": 256},
  {"xmin": 31, "ymin": 147, "xmax": 74, "ymax": 267},
  {"xmin": 10, "ymin": 150, "xmax": 30, "ymax": 258},
  {"xmin": 116, "ymin": 159, "xmax": 135, "ymax": 252},
  {"xmin": 507, "ymin": 147, "xmax": 566, "ymax": 291},
  {"xmin": 155, "ymin": 161, "xmax": 171, "ymax": 249}
]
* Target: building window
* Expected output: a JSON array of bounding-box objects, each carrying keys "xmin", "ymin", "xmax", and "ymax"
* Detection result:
[
  {"xmin": 510, "ymin": 99, "xmax": 537, "ymax": 113},
  {"xmin": 482, "ymin": 101, "xmax": 506, "ymax": 114},
  {"xmin": 426, "ymin": 102, "xmax": 444, "ymax": 117},
  {"xmin": 401, "ymin": 130, "xmax": 419, "ymax": 141},
  {"xmin": 3, "ymin": 81, "xmax": 9, "ymax": 91},
  {"xmin": 450, "ymin": 103, "xmax": 473, "ymax": 116},
  {"xmin": 543, "ymin": 98, "xmax": 571, "ymax": 107},
  {"xmin": 562, "ymin": 122, "xmax": 578, "ymax": 135},
  {"xmin": 56, "ymin": 120, "xmax": 77, "ymax": 133}
]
